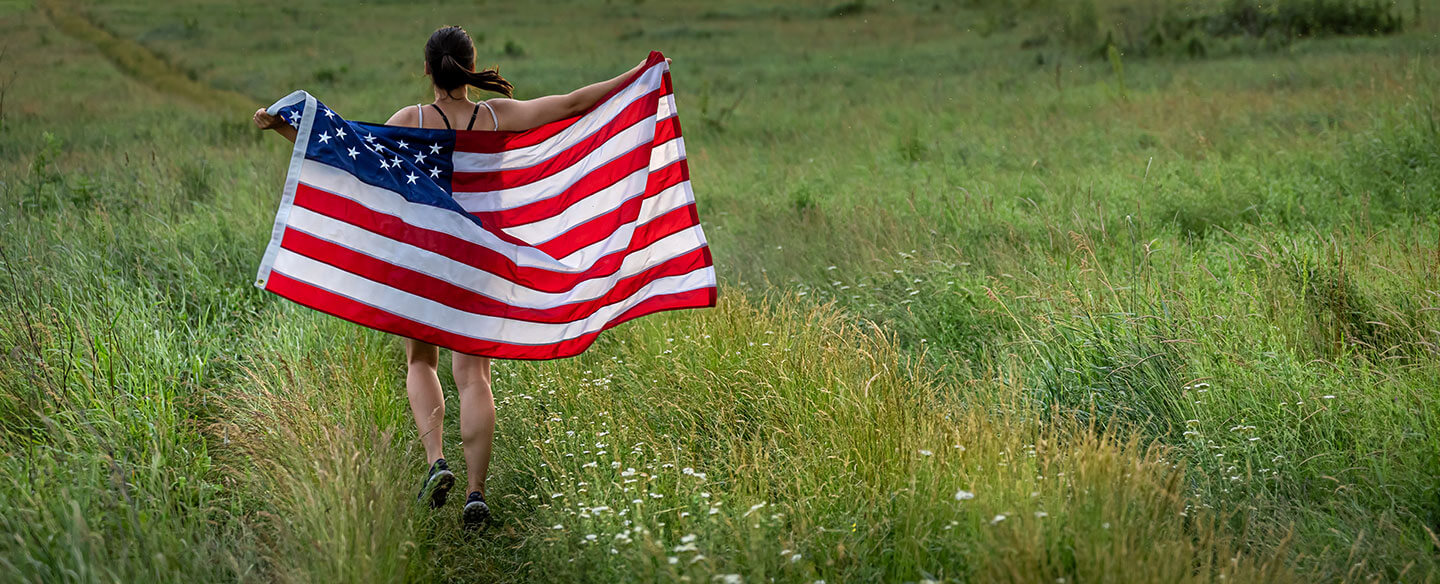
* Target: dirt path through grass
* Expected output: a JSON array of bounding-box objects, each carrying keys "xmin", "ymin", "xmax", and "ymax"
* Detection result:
[{"xmin": 38, "ymin": 0, "xmax": 254, "ymax": 113}]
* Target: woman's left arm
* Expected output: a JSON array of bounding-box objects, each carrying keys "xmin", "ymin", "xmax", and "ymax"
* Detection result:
[
  {"xmin": 487, "ymin": 57, "xmax": 670, "ymax": 132},
  {"xmin": 253, "ymin": 108, "xmax": 298, "ymax": 143}
]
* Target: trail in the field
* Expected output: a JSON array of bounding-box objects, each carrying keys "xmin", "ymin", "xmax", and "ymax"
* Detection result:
[{"xmin": 37, "ymin": 0, "xmax": 254, "ymax": 113}]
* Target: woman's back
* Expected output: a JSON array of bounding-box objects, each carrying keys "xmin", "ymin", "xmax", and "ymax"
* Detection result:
[{"xmin": 391, "ymin": 100, "xmax": 498, "ymax": 131}]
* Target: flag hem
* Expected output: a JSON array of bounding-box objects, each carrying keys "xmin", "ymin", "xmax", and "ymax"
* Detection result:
[{"xmin": 255, "ymin": 90, "xmax": 317, "ymax": 289}]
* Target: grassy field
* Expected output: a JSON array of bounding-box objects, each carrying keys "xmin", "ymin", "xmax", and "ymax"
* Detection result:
[{"xmin": 2, "ymin": 0, "xmax": 1438, "ymax": 582}]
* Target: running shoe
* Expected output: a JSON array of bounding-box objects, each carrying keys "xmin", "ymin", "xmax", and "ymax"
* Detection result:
[
  {"xmin": 462, "ymin": 491, "xmax": 490, "ymax": 531},
  {"xmin": 417, "ymin": 458, "xmax": 455, "ymax": 509}
]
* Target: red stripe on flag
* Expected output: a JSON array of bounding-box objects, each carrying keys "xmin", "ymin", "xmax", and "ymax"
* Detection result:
[
  {"xmin": 452, "ymin": 87, "xmax": 665, "ymax": 181},
  {"xmin": 532, "ymin": 191, "xmax": 697, "ymax": 260},
  {"xmin": 518, "ymin": 162, "xmax": 687, "ymax": 257},
  {"xmin": 460, "ymin": 123, "xmax": 684, "ymax": 231},
  {"xmin": 279, "ymin": 226, "xmax": 712, "ymax": 324},
  {"xmin": 292, "ymin": 183, "xmax": 701, "ymax": 293},
  {"xmin": 265, "ymin": 270, "xmax": 715, "ymax": 359},
  {"xmin": 452, "ymin": 114, "xmax": 681, "ymax": 196}
]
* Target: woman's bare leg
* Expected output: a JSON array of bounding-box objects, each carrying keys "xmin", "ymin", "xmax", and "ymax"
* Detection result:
[
  {"xmin": 451, "ymin": 352, "xmax": 495, "ymax": 496},
  {"xmin": 405, "ymin": 339, "xmax": 445, "ymax": 464}
]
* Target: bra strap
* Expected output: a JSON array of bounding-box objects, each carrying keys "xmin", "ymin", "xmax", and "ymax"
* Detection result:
[
  {"xmin": 429, "ymin": 103, "xmax": 452, "ymax": 129},
  {"xmin": 465, "ymin": 103, "xmax": 480, "ymax": 131},
  {"xmin": 479, "ymin": 101, "xmax": 499, "ymax": 131}
]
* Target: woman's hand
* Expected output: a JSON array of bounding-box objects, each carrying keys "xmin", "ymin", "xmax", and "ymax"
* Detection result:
[
  {"xmin": 253, "ymin": 108, "xmax": 285, "ymax": 130},
  {"xmin": 253, "ymin": 107, "xmax": 298, "ymax": 144}
]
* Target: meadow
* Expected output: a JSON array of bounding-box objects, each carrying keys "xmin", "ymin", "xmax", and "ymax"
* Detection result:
[{"xmin": 1, "ymin": 0, "xmax": 1438, "ymax": 582}]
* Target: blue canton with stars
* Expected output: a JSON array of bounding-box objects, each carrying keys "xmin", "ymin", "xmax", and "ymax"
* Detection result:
[{"xmin": 273, "ymin": 97, "xmax": 477, "ymax": 222}]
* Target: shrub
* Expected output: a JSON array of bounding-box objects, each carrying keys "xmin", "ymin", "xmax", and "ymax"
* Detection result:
[{"xmin": 1049, "ymin": 0, "xmax": 1406, "ymax": 59}]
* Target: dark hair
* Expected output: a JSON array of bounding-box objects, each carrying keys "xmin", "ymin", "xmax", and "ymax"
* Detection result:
[{"xmin": 425, "ymin": 25, "xmax": 514, "ymax": 98}]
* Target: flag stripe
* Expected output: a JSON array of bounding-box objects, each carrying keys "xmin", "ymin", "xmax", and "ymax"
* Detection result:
[
  {"xmin": 500, "ymin": 165, "xmax": 690, "ymax": 251},
  {"xmin": 451, "ymin": 106, "xmax": 658, "ymax": 192},
  {"xmin": 528, "ymin": 185, "xmax": 698, "ymax": 260},
  {"xmin": 268, "ymin": 247, "xmax": 716, "ymax": 344},
  {"xmin": 457, "ymin": 134, "xmax": 685, "ymax": 221},
  {"xmin": 282, "ymin": 202, "xmax": 709, "ymax": 306},
  {"xmin": 452, "ymin": 124, "xmax": 683, "ymax": 213},
  {"xmin": 297, "ymin": 161, "xmax": 685, "ymax": 272},
  {"xmin": 266, "ymin": 270, "xmax": 715, "ymax": 360},
  {"xmin": 464, "ymin": 119, "xmax": 685, "ymax": 227},
  {"xmin": 451, "ymin": 97, "xmax": 677, "ymax": 194},
  {"xmin": 291, "ymin": 181, "xmax": 704, "ymax": 292},
  {"xmin": 279, "ymin": 227, "xmax": 713, "ymax": 324}
]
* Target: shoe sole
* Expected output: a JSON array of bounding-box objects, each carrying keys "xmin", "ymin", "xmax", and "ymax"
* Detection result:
[
  {"xmin": 462, "ymin": 500, "xmax": 490, "ymax": 532},
  {"xmin": 424, "ymin": 470, "xmax": 455, "ymax": 509}
]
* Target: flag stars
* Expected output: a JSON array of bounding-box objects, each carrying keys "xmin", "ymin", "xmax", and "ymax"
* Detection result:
[
  {"xmin": 391, "ymin": 156, "xmax": 403, "ymax": 168},
  {"xmin": 427, "ymin": 166, "xmax": 441, "ymax": 179},
  {"xmin": 364, "ymin": 133, "xmax": 376, "ymax": 143},
  {"xmin": 317, "ymin": 132, "xmax": 331, "ymax": 144},
  {"xmin": 413, "ymin": 152, "xmax": 427, "ymax": 164},
  {"xmin": 286, "ymin": 111, "xmax": 301, "ymax": 125},
  {"xmin": 335, "ymin": 127, "xmax": 347, "ymax": 140},
  {"xmin": 428, "ymin": 143, "xmax": 442, "ymax": 155},
  {"xmin": 346, "ymin": 147, "xmax": 359, "ymax": 159},
  {"xmin": 396, "ymin": 140, "xmax": 409, "ymax": 150},
  {"xmin": 406, "ymin": 172, "xmax": 419, "ymax": 184},
  {"xmin": 323, "ymin": 107, "xmax": 335, "ymax": 119}
]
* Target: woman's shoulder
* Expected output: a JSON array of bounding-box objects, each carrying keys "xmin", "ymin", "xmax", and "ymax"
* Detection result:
[{"xmin": 384, "ymin": 104, "xmax": 421, "ymax": 128}]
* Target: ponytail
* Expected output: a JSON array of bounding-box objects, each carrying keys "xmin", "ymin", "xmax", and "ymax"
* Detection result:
[
  {"xmin": 426, "ymin": 26, "xmax": 515, "ymax": 98},
  {"xmin": 469, "ymin": 67, "xmax": 514, "ymax": 98}
]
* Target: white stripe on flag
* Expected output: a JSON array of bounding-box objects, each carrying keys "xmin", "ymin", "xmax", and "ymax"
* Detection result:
[
  {"xmin": 297, "ymin": 161, "xmax": 694, "ymax": 273},
  {"xmin": 285, "ymin": 205, "xmax": 708, "ymax": 306},
  {"xmin": 271, "ymin": 250, "xmax": 716, "ymax": 345},
  {"xmin": 454, "ymin": 135, "xmax": 684, "ymax": 212},
  {"xmin": 500, "ymin": 178, "xmax": 695, "ymax": 246}
]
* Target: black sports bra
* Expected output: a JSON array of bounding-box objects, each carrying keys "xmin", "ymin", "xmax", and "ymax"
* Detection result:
[{"xmin": 416, "ymin": 101, "xmax": 498, "ymax": 131}]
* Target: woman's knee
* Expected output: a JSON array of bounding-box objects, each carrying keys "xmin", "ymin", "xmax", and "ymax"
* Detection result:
[
  {"xmin": 452, "ymin": 353, "xmax": 490, "ymax": 378},
  {"xmin": 452, "ymin": 354, "xmax": 493, "ymax": 394},
  {"xmin": 406, "ymin": 339, "xmax": 440, "ymax": 369}
]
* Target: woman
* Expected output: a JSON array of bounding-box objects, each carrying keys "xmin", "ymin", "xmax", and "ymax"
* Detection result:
[{"xmin": 253, "ymin": 25, "xmax": 668, "ymax": 531}]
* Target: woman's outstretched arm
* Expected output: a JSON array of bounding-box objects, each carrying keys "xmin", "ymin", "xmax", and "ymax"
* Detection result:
[
  {"xmin": 486, "ymin": 57, "xmax": 670, "ymax": 132},
  {"xmin": 253, "ymin": 108, "xmax": 298, "ymax": 143}
]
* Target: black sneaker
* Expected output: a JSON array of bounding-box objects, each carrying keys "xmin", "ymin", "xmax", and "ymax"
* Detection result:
[
  {"xmin": 417, "ymin": 458, "xmax": 455, "ymax": 509},
  {"xmin": 462, "ymin": 491, "xmax": 490, "ymax": 531}
]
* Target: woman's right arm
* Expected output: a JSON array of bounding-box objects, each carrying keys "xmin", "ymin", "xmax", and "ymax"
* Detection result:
[
  {"xmin": 486, "ymin": 57, "xmax": 669, "ymax": 132},
  {"xmin": 253, "ymin": 108, "xmax": 298, "ymax": 143}
]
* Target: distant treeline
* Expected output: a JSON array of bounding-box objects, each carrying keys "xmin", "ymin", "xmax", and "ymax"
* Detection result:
[{"xmin": 970, "ymin": 0, "xmax": 1412, "ymax": 58}]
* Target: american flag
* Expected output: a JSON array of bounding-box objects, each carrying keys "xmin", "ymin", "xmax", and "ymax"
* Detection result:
[{"xmin": 255, "ymin": 52, "xmax": 715, "ymax": 360}]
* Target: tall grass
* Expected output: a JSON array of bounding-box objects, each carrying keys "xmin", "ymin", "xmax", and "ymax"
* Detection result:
[{"xmin": 2, "ymin": 0, "xmax": 1438, "ymax": 581}]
